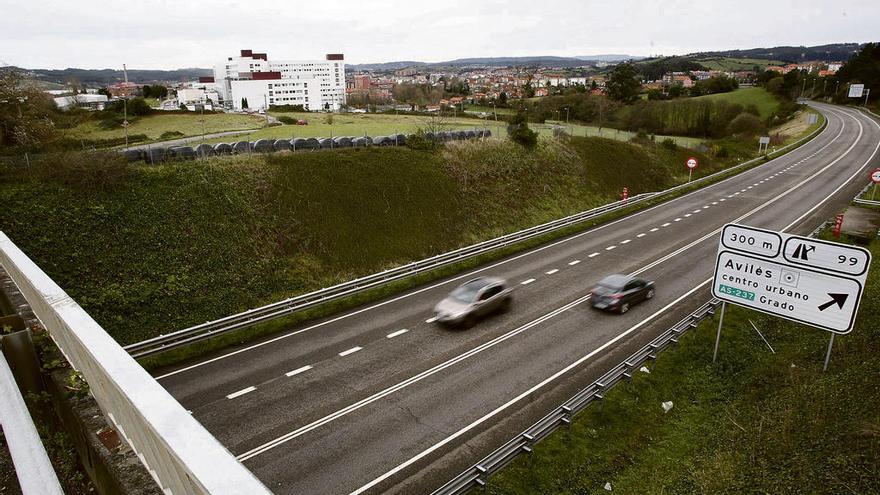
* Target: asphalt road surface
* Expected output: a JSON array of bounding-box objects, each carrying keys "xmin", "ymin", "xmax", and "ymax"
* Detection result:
[{"xmin": 154, "ymin": 103, "xmax": 880, "ymax": 495}]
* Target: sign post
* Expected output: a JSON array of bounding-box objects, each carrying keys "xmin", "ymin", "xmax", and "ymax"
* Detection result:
[
  {"xmin": 870, "ymin": 168, "xmax": 880, "ymax": 201},
  {"xmin": 758, "ymin": 136, "xmax": 770, "ymax": 154},
  {"xmin": 686, "ymin": 157, "xmax": 698, "ymax": 183},
  {"xmin": 712, "ymin": 224, "xmax": 871, "ymax": 369}
]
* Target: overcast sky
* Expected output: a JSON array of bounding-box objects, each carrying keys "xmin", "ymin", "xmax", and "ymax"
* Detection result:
[{"xmin": 2, "ymin": 0, "xmax": 878, "ymax": 70}]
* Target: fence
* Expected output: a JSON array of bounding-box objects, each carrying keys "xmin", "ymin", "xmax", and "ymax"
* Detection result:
[
  {"xmin": 124, "ymin": 117, "xmax": 827, "ymax": 359},
  {"xmin": 0, "ymin": 232, "xmax": 271, "ymax": 495},
  {"xmin": 431, "ymin": 299, "xmax": 723, "ymax": 495}
]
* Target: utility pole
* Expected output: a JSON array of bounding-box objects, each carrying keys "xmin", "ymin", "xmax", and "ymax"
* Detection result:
[{"xmin": 122, "ymin": 64, "xmax": 129, "ymax": 149}]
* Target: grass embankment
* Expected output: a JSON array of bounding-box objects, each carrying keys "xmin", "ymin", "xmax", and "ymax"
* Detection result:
[
  {"xmin": 488, "ymin": 238, "xmax": 880, "ymax": 494},
  {"xmin": 64, "ymin": 112, "xmax": 265, "ymax": 142},
  {"xmin": 693, "ymin": 87, "xmax": 781, "ymax": 120},
  {"xmin": 695, "ymin": 57, "xmax": 787, "ymax": 72},
  {"xmin": 0, "ymin": 137, "xmax": 721, "ymax": 346}
]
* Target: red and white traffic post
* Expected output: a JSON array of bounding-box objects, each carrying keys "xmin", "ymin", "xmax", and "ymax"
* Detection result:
[
  {"xmin": 832, "ymin": 213, "xmax": 845, "ymax": 238},
  {"xmin": 621, "ymin": 186, "xmax": 629, "ymax": 202},
  {"xmin": 686, "ymin": 156, "xmax": 698, "ymax": 183},
  {"xmin": 870, "ymin": 168, "xmax": 880, "ymax": 201}
]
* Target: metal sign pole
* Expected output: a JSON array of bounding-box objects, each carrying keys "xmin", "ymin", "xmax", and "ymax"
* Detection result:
[
  {"xmin": 713, "ymin": 302, "xmax": 726, "ymax": 362},
  {"xmin": 688, "ymin": 168, "xmax": 693, "ymax": 183},
  {"xmin": 823, "ymin": 333, "xmax": 835, "ymax": 371}
]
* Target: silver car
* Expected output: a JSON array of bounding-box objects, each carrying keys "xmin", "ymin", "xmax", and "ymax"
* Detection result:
[{"xmin": 433, "ymin": 277, "xmax": 513, "ymax": 327}]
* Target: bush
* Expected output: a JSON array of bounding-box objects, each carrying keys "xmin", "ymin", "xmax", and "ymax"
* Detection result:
[
  {"xmin": 277, "ymin": 116, "xmax": 297, "ymax": 125},
  {"xmin": 728, "ymin": 112, "xmax": 764, "ymax": 137},
  {"xmin": 660, "ymin": 138, "xmax": 678, "ymax": 150},
  {"xmin": 159, "ymin": 131, "xmax": 184, "ymax": 140},
  {"xmin": 25, "ymin": 151, "xmax": 130, "ymax": 193},
  {"xmin": 405, "ymin": 129, "xmax": 436, "ymax": 150},
  {"xmin": 507, "ymin": 111, "xmax": 538, "ymax": 149}
]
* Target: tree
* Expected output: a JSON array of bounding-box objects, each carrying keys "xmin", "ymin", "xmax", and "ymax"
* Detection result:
[
  {"xmin": 0, "ymin": 68, "xmax": 58, "ymax": 148},
  {"xmin": 728, "ymin": 112, "xmax": 764, "ymax": 137},
  {"xmin": 498, "ymin": 92, "xmax": 508, "ymax": 105},
  {"xmin": 507, "ymin": 110, "xmax": 538, "ymax": 148},
  {"xmin": 605, "ymin": 63, "xmax": 641, "ymax": 103},
  {"xmin": 836, "ymin": 42, "xmax": 880, "ymax": 102}
]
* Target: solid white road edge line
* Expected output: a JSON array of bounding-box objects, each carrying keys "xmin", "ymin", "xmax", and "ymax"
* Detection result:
[
  {"xmin": 347, "ymin": 279, "xmax": 713, "ymax": 495},
  {"xmin": 155, "ymin": 110, "xmax": 844, "ymax": 380}
]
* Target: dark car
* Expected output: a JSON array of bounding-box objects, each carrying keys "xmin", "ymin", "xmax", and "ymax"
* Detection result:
[
  {"xmin": 433, "ymin": 277, "xmax": 512, "ymax": 327},
  {"xmin": 590, "ymin": 274, "xmax": 655, "ymax": 314}
]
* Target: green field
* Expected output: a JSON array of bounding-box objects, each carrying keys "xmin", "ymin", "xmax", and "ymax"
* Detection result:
[
  {"xmin": 536, "ymin": 121, "xmax": 705, "ymax": 148},
  {"xmin": 489, "ymin": 234, "xmax": 880, "ymax": 494},
  {"xmin": 0, "ymin": 137, "xmax": 725, "ymax": 345},
  {"xmin": 464, "ymin": 105, "xmax": 516, "ymax": 116},
  {"xmin": 692, "ymin": 87, "xmax": 781, "ymax": 120},
  {"xmin": 695, "ymin": 57, "xmax": 787, "ymax": 71},
  {"xmin": 64, "ymin": 112, "xmax": 266, "ymax": 142}
]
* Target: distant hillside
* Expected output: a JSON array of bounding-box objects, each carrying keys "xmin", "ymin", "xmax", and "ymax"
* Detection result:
[
  {"xmin": 691, "ymin": 43, "xmax": 867, "ymax": 62},
  {"xmin": 5, "ymin": 66, "xmax": 213, "ymax": 87},
  {"xmin": 349, "ymin": 54, "xmax": 644, "ymax": 71}
]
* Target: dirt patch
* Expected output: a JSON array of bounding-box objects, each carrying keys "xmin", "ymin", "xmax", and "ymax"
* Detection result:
[{"xmin": 772, "ymin": 110, "xmax": 812, "ymax": 141}]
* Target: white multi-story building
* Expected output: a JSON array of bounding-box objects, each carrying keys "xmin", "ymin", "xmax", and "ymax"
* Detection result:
[{"xmin": 208, "ymin": 49, "xmax": 346, "ymax": 111}]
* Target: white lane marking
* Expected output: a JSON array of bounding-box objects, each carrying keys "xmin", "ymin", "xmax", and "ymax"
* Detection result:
[
  {"xmin": 703, "ymin": 205, "xmax": 710, "ymax": 209},
  {"xmin": 226, "ymin": 386, "xmax": 256, "ymax": 399},
  {"xmin": 243, "ymin": 113, "xmax": 860, "ymax": 464},
  {"xmin": 712, "ymin": 201, "xmax": 719, "ymax": 205},
  {"xmin": 719, "ymin": 198, "xmax": 726, "ymax": 202},
  {"xmin": 674, "ymin": 218, "xmax": 682, "ymax": 222},
  {"xmin": 568, "ymin": 260, "xmax": 581, "ymax": 265},
  {"xmin": 588, "ymin": 252, "xmax": 600, "ymax": 258},
  {"xmin": 636, "ymin": 233, "xmax": 646, "ymax": 238},
  {"xmin": 521, "ymin": 278, "xmax": 536, "ymax": 285},
  {"xmin": 348, "ymin": 280, "xmax": 712, "ymax": 495},
  {"xmin": 155, "ymin": 112, "xmax": 843, "ymax": 380},
  {"xmin": 285, "ymin": 365, "xmax": 313, "ymax": 377},
  {"xmin": 386, "ymin": 329, "xmax": 409, "ymax": 339},
  {"xmin": 338, "ymin": 346, "xmax": 363, "ymax": 357},
  {"xmin": 734, "ymin": 192, "xmax": 741, "ymax": 195},
  {"xmin": 425, "ymin": 316, "xmax": 438, "ymax": 323},
  {"xmin": 661, "ymin": 222, "xmax": 671, "ymax": 227},
  {"xmin": 650, "ymin": 227, "xmax": 659, "ymax": 232},
  {"xmin": 726, "ymin": 194, "xmax": 735, "ymax": 198},
  {"xmin": 620, "ymin": 239, "xmax": 632, "ymax": 244},
  {"xmin": 605, "ymin": 245, "xmax": 617, "ymax": 251},
  {"xmin": 238, "ymin": 292, "xmax": 596, "ymax": 462},
  {"xmin": 545, "ymin": 269, "xmax": 559, "ymax": 275},
  {"xmin": 684, "ymin": 214, "xmax": 692, "ymax": 218},
  {"xmin": 741, "ymin": 189, "xmax": 747, "ymax": 192}
]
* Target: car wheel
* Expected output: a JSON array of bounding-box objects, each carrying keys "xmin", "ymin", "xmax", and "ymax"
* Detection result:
[
  {"xmin": 646, "ymin": 289, "xmax": 655, "ymax": 300},
  {"xmin": 619, "ymin": 303, "xmax": 629, "ymax": 314}
]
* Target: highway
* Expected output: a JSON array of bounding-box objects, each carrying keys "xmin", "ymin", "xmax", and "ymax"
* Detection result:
[{"xmin": 153, "ymin": 103, "xmax": 880, "ymax": 495}]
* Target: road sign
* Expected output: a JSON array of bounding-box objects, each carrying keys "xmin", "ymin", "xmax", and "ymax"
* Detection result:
[
  {"xmin": 808, "ymin": 113, "xmax": 819, "ymax": 124},
  {"xmin": 848, "ymin": 84, "xmax": 865, "ymax": 98},
  {"xmin": 871, "ymin": 168, "xmax": 880, "ymax": 184},
  {"xmin": 758, "ymin": 136, "xmax": 770, "ymax": 145},
  {"xmin": 713, "ymin": 224, "xmax": 871, "ymax": 334},
  {"xmin": 686, "ymin": 157, "xmax": 698, "ymax": 169},
  {"xmin": 621, "ymin": 186, "xmax": 629, "ymax": 201}
]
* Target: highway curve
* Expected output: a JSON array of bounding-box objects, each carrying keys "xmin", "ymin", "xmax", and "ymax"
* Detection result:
[{"xmin": 153, "ymin": 103, "xmax": 880, "ymax": 495}]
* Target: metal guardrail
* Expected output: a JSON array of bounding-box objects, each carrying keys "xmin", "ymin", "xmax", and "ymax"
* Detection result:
[
  {"xmin": 124, "ymin": 116, "xmax": 828, "ymax": 358},
  {"xmin": 0, "ymin": 232, "xmax": 271, "ymax": 495},
  {"xmin": 0, "ymin": 349, "xmax": 64, "ymax": 495},
  {"xmin": 431, "ymin": 298, "xmax": 723, "ymax": 495}
]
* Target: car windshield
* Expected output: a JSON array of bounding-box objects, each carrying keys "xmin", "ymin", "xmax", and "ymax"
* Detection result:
[{"xmin": 450, "ymin": 280, "xmax": 490, "ymax": 303}]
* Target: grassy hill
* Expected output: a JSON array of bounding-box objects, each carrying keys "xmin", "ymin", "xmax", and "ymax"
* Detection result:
[
  {"xmin": 0, "ymin": 137, "xmax": 723, "ymax": 345},
  {"xmin": 692, "ymin": 87, "xmax": 781, "ymax": 120},
  {"xmin": 694, "ymin": 57, "xmax": 787, "ymax": 71}
]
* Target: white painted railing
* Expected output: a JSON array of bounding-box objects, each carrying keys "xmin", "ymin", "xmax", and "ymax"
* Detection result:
[{"xmin": 0, "ymin": 232, "xmax": 271, "ymax": 495}]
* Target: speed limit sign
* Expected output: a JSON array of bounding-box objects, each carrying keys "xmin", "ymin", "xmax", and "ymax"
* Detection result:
[
  {"xmin": 871, "ymin": 168, "xmax": 880, "ymax": 184},
  {"xmin": 686, "ymin": 157, "xmax": 699, "ymax": 169}
]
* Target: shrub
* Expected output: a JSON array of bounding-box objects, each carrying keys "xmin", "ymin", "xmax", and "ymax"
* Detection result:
[
  {"xmin": 26, "ymin": 151, "xmax": 130, "ymax": 193},
  {"xmin": 728, "ymin": 112, "xmax": 764, "ymax": 137},
  {"xmin": 159, "ymin": 130, "xmax": 184, "ymax": 140},
  {"xmin": 507, "ymin": 111, "xmax": 538, "ymax": 149},
  {"xmin": 660, "ymin": 138, "xmax": 678, "ymax": 150},
  {"xmin": 277, "ymin": 116, "xmax": 296, "ymax": 125}
]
